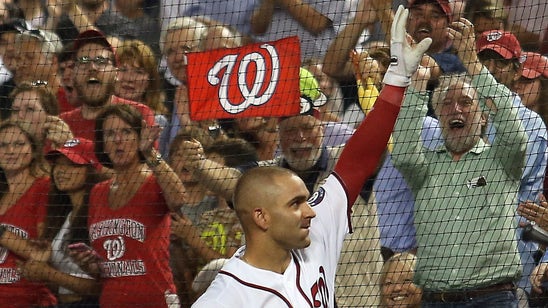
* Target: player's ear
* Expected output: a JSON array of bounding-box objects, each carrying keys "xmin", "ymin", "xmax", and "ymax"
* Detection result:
[{"xmin": 252, "ymin": 208, "xmax": 270, "ymax": 231}]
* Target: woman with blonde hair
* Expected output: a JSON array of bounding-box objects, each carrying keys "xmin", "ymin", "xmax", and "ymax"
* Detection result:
[
  {"xmin": 380, "ymin": 252, "xmax": 422, "ymax": 308},
  {"xmin": 9, "ymin": 82, "xmax": 73, "ymax": 151},
  {"xmin": 115, "ymin": 39, "xmax": 168, "ymax": 121},
  {"xmin": 73, "ymin": 104, "xmax": 185, "ymax": 307},
  {"xmin": 115, "ymin": 39, "xmax": 171, "ymax": 157},
  {"xmin": 0, "ymin": 121, "xmax": 56, "ymax": 306}
]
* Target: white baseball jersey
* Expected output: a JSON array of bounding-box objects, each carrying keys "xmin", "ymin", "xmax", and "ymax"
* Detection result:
[{"xmin": 192, "ymin": 174, "xmax": 350, "ymax": 307}]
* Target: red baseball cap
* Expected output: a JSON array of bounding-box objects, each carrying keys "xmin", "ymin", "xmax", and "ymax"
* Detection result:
[
  {"xmin": 74, "ymin": 29, "xmax": 118, "ymax": 65},
  {"xmin": 408, "ymin": 0, "xmax": 452, "ymax": 21},
  {"xmin": 476, "ymin": 30, "xmax": 522, "ymax": 60},
  {"xmin": 521, "ymin": 52, "xmax": 548, "ymax": 79},
  {"xmin": 47, "ymin": 138, "xmax": 98, "ymax": 168}
]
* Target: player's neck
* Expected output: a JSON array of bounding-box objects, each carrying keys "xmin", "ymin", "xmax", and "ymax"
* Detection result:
[{"xmin": 241, "ymin": 247, "xmax": 292, "ymax": 274}]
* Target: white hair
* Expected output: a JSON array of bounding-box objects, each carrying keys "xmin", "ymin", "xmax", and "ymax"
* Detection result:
[
  {"xmin": 159, "ymin": 16, "xmax": 208, "ymax": 54},
  {"xmin": 16, "ymin": 29, "xmax": 63, "ymax": 60},
  {"xmin": 432, "ymin": 72, "xmax": 476, "ymax": 109}
]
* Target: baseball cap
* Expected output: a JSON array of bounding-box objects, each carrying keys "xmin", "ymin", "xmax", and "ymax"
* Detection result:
[
  {"xmin": 476, "ymin": 30, "xmax": 522, "ymax": 60},
  {"xmin": 47, "ymin": 138, "xmax": 98, "ymax": 167},
  {"xmin": 74, "ymin": 29, "xmax": 118, "ymax": 64},
  {"xmin": 17, "ymin": 28, "xmax": 63, "ymax": 54},
  {"xmin": 279, "ymin": 67, "xmax": 327, "ymax": 122},
  {"xmin": 408, "ymin": 0, "xmax": 452, "ymax": 21},
  {"xmin": 298, "ymin": 67, "xmax": 327, "ymax": 118},
  {"xmin": 521, "ymin": 52, "xmax": 548, "ymax": 79}
]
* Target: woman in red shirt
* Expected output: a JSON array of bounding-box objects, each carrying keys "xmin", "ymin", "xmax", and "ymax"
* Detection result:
[
  {"xmin": 0, "ymin": 121, "xmax": 57, "ymax": 307},
  {"xmin": 81, "ymin": 104, "xmax": 186, "ymax": 307}
]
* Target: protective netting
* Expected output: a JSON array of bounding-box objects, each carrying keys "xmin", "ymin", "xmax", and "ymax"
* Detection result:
[{"xmin": 0, "ymin": 0, "xmax": 547, "ymax": 307}]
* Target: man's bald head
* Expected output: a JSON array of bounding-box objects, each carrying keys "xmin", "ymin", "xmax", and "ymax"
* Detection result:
[
  {"xmin": 233, "ymin": 166, "xmax": 297, "ymax": 215},
  {"xmin": 233, "ymin": 166, "xmax": 315, "ymax": 252}
]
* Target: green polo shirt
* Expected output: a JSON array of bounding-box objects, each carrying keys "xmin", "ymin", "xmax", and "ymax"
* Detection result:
[{"xmin": 392, "ymin": 67, "xmax": 527, "ymax": 291}]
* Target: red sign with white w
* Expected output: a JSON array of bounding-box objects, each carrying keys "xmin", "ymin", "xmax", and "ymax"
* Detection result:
[{"xmin": 186, "ymin": 36, "xmax": 301, "ymax": 120}]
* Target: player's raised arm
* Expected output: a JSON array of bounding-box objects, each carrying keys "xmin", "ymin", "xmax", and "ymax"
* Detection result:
[{"xmin": 333, "ymin": 6, "xmax": 432, "ymax": 205}]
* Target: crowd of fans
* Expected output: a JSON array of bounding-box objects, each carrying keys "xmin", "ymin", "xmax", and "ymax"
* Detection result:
[{"xmin": 0, "ymin": 0, "xmax": 547, "ymax": 307}]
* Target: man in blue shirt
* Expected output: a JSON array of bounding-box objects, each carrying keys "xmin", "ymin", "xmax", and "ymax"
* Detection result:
[{"xmin": 477, "ymin": 30, "xmax": 548, "ymax": 300}]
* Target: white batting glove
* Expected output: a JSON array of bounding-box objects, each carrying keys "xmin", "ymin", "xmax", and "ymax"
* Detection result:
[{"xmin": 383, "ymin": 5, "xmax": 432, "ymax": 87}]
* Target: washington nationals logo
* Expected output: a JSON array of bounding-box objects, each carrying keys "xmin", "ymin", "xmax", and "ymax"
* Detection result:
[
  {"xmin": 104, "ymin": 236, "xmax": 126, "ymax": 261},
  {"xmin": 207, "ymin": 43, "xmax": 280, "ymax": 114},
  {"xmin": 485, "ymin": 31, "xmax": 503, "ymax": 42},
  {"xmin": 0, "ymin": 225, "xmax": 28, "ymax": 264},
  {"xmin": 311, "ymin": 266, "xmax": 329, "ymax": 307},
  {"xmin": 308, "ymin": 187, "xmax": 325, "ymax": 207}
]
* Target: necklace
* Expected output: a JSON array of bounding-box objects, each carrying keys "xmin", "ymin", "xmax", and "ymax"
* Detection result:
[{"xmin": 110, "ymin": 180, "xmax": 119, "ymax": 190}]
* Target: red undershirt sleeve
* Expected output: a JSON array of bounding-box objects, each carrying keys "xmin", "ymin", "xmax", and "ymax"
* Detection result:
[{"xmin": 333, "ymin": 85, "xmax": 406, "ymax": 206}]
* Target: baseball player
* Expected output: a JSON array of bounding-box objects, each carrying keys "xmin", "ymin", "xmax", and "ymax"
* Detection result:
[{"xmin": 192, "ymin": 6, "xmax": 431, "ymax": 307}]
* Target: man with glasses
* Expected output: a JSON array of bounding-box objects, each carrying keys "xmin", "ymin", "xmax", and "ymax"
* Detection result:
[
  {"xmin": 13, "ymin": 27, "xmax": 79, "ymax": 116},
  {"xmin": 159, "ymin": 17, "xmax": 211, "ymax": 156},
  {"xmin": 14, "ymin": 29, "xmax": 62, "ymax": 85},
  {"xmin": 60, "ymin": 29, "xmax": 155, "ymax": 143},
  {"xmin": 477, "ymin": 30, "xmax": 524, "ymax": 90},
  {"xmin": 0, "ymin": 19, "xmax": 26, "ymax": 119},
  {"xmin": 477, "ymin": 29, "xmax": 548, "ymax": 305},
  {"xmin": 392, "ymin": 17, "xmax": 529, "ymax": 306}
]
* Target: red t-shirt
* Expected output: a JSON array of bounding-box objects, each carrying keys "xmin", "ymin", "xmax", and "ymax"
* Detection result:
[
  {"xmin": 0, "ymin": 177, "xmax": 57, "ymax": 307},
  {"xmin": 88, "ymin": 175, "xmax": 177, "ymax": 307},
  {"xmin": 541, "ymin": 26, "xmax": 548, "ymax": 55},
  {"xmin": 60, "ymin": 96, "xmax": 156, "ymax": 142},
  {"xmin": 57, "ymin": 87, "xmax": 76, "ymax": 115}
]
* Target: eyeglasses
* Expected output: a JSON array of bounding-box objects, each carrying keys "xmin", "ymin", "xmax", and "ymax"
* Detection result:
[
  {"xmin": 479, "ymin": 58, "xmax": 517, "ymax": 71},
  {"xmin": 279, "ymin": 122, "xmax": 318, "ymax": 135},
  {"xmin": 16, "ymin": 28, "xmax": 53, "ymax": 46},
  {"xmin": 8, "ymin": 19, "xmax": 30, "ymax": 34},
  {"xmin": 26, "ymin": 29, "xmax": 47, "ymax": 41},
  {"xmin": 31, "ymin": 80, "xmax": 48, "ymax": 87},
  {"xmin": 75, "ymin": 56, "xmax": 113, "ymax": 70},
  {"xmin": 441, "ymin": 96, "xmax": 475, "ymax": 107},
  {"xmin": 167, "ymin": 44, "xmax": 199, "ymax": 55}
]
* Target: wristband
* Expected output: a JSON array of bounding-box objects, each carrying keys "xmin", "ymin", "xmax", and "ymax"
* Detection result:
[
  {"xmin": 383, "ymin": 70, "xmax": 411, "ymax": 87},
  {"xmin": 145, "ymin": 152, "xmax": 163, "ymax": 168}
]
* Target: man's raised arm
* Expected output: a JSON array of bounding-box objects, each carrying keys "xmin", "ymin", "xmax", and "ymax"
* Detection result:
[{"xmin": 334, "ymin": 6, "xmax": 432, "ymax": 205}]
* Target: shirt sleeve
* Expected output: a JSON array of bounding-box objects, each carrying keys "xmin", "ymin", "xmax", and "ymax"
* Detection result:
[
  {"xmin": 472, "ymin": 67, "xmax": 527, "ymax": 181},
  {"xmin": 391, "ymin": 89, "xmax": 431, "ymax": 191},
  {"xmin": 334, "ymin": 85, "xmax": 405, "ymax": 206}
]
